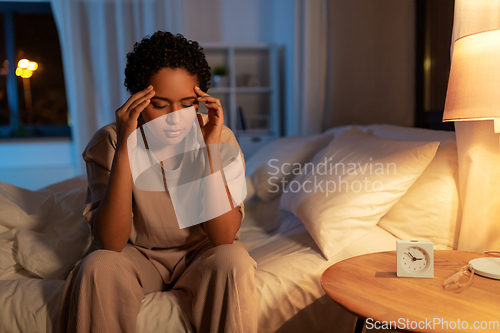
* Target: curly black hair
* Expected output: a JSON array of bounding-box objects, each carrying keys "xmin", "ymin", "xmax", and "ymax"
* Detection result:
[{"xmin": 124, "ymin": 31, "xmax": 211, "ymax": 94}]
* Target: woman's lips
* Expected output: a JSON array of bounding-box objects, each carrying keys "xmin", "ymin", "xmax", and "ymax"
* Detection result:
[{"xmin": 164, "ymin": 129, "xmax": 184, "ymax": 138}]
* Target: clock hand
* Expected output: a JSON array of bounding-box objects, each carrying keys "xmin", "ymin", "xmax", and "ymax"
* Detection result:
[{"xmin": 407, "ymin": 252, "xmax": 416, "ymax": 261}]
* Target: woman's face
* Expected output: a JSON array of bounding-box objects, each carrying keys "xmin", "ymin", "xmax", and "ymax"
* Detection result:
[{"xmin": 141, "ymin": 67, "xmax": 199, "ymax": 146}]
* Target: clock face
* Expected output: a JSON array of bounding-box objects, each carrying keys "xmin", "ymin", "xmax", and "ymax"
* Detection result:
[
  {"xmin": 401, "ymin": 246, "xmax": 429, "ymax": 272},
  {"xmin": 396, "ymin": 240, "xmax": 434, "ymax": 278}
]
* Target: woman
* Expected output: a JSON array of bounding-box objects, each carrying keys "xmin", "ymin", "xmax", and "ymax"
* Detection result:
[{"xmin": 59, "ymin": 31, "xmax": 259, "ymax": 333}]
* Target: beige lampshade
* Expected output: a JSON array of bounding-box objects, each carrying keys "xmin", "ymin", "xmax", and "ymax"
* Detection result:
[{"xmin": 443, "ymin": 29, "xmax": 500, "ymax": 122}]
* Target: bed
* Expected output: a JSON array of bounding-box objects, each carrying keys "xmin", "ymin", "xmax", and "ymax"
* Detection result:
[{"xmin": 0, "ymin": 124, "xmax": 461, "ymax": 333}]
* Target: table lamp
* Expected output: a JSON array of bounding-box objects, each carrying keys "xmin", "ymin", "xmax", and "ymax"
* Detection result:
[
  {"xmin": 442, "ymin": 28, "xmax": 500, "ymax": 253},
  {"xmin": 443, "ymin": 29, "xmax": 500, "ymax": 131}
]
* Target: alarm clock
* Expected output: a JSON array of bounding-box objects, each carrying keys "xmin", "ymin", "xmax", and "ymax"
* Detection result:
[{"xmin": 396, "ymin": 240, "xmax": 434, "ymax": 278}]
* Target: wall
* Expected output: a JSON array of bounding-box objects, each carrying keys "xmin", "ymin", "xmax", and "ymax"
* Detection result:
[
  {"xmin": 326, "ymin": 0, "xmax": 416, "ymax": 128},
  {"xmin": 184, "ymin": 0, "xmax": 417, "ymax": 132},
  {"xmin": 183, "ymin": 0, "xmax": 298, "ymax": 135},
  {"xmin": 183, "ymin": 0, "xmax": 277, "ymax": 44}
]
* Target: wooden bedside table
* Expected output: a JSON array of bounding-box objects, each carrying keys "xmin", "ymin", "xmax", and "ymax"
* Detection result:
[{"xmin": 321, "ymin": 251, "xmax": 500, "ymax": 332}]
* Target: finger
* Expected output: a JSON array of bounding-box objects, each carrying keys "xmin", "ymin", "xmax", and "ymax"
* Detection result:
[
  {"xmin": 207, "ymin": 109, "xmax": 224, "ymax": 126},
  {"xmin": 129, "ymin": 99, "xmax": 150, "ymax": 120},
  {"xmin": 127, "ymin": 90, "xmax": 155, "ymax": 111},
  {"xmin": 197, "ymin": 94, "xmax": 219, "ymax": 102},
  {"xmin": 196, "ymin": 113, "xmax": 204, "ymax": 127},
  {"xmin": 194, "ymin": 85, "xmax": 210, "ymax": 97},
  {"xmin": 117, "ymin": 90, "xmax": 154, "ymax": 117},
  {"xmin": 198, "ymin": 98, "xmax": 221, "ymax": 108},
  {"xmin": 121, "ymin": 85, "xmax": 154, "ymax": 111},
  {"xmin": 204, "ymin": 102, "xmax": 222, "ymax": 112},
  {"xmin": 208, "ymin": 106, "xmax": 223, "ymax": 118},
  {"xmin": 207, "ymin": 108, "xmax": 223, "ymax": 124}
]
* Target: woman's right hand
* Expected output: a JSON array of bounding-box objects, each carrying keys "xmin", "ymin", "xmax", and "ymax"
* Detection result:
[
  {"xmin": 93, "ymin": 86, "xmax": 154, "ymax": 251},
  {"xmin": 115, "ymin": 85, "xmax": 155, "ymax": 150}
]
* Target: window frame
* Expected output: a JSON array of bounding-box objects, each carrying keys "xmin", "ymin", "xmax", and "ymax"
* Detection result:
[{"xmin": 0, "ymin": 1, "xmax": 70, "ymax": 139}]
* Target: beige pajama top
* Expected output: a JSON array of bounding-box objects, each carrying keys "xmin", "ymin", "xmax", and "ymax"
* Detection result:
[{"xmin": 81, "ymin": 114, "xmax": 245, "ymax": 284}]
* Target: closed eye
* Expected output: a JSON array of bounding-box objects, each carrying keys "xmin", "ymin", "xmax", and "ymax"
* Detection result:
[
  {"xmin": 150, "ymin": 96, "xmax": 196, "ymax": 109},
  {"xmin": 152, "ymin": 103, "xmax": 168, "ymax": 109},
  {"xmin": 181, "ymin": 97, "xmax": 196, "ymax": 108}
]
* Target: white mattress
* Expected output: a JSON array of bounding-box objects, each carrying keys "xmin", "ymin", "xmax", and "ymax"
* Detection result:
[{"xmin": 0, "ymin": 194, "xmax": 398, "ymax": 333}]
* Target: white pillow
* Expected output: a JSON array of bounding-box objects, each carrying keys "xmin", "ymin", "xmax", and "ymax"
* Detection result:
[
  {"xmin": 245, "ymin": 133, "xmax": 334, "ymax": 202},
  {"xmin": 244, "ymin": 176, "xmax": 255, "ymax": 203},
  {"xmin": 325, "ymin": 124, "xmax": 461, "ymax": 249},
  {"xmin": 279, "ymin": 127, "xmax": 439, "ymax": 259},
  {"xmin": 378, "ymin": 144, "xmax": 460, "ymax": 249}
]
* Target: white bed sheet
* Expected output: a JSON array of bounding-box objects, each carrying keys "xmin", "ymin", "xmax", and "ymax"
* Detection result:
[
  {"xmin": 242, "ymin": 196, "xmax": 399, "ymax": 332},
  {"xmin": 0, "ymin": 186, "xmax": 398, "ymax": 333}
]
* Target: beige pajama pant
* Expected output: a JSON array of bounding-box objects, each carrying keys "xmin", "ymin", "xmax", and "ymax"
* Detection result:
[{"xmin": 59, "ymin": 240, "xmax": 259, "ymax": 333}]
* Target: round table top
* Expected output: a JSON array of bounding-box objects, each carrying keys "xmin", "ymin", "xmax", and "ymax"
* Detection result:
[{"xmin": 321, "ymin": 251, "xmax": 500, "ymax": 332}]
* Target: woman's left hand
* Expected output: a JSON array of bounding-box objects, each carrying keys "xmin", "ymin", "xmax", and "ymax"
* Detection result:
[{"xmin": 195, "ymin": 86, "xmax": 223, "ymax": 145}]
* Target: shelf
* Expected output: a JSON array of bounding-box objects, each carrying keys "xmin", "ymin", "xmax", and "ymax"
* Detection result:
[{"xmin": 201, "ymin": 43, "xmax": 280, "ymax": 158}]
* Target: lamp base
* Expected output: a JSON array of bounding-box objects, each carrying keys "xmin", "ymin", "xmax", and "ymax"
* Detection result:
[{"xmin": 455, "ymin": 120, "xmax": 500, "ymax": 252}]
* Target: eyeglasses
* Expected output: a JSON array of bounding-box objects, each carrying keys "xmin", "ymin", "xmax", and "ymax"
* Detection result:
[
  {"xmin": 442, "ymin": 263, "xmax": 475, "ymax": 292},
  {"xmin": 442, "ymin": 251, "xmax": 500, "ymax": 292}
]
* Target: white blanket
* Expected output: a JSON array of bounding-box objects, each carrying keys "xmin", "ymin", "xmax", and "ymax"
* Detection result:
[
  {"xmin": 0, "ymin": 177, "xmax": 397, "ymax": 333},
  {"xmin": 0, "ymin": 177, "xmax": 91, "ymax": 280}
]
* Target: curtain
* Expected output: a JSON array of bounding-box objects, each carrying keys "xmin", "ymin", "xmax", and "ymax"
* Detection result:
[
  {"xmin": 450, "ymin": 0, "xmax": 500, "ymax": 252},
  {"xmin": 324, "ymin": 0, "xmax": 415, "ymax": 130},
  {"xmin": 295, "ymin": 0, "xmax": 328, "ymax": 135},
  {"xmin": 50, "ymin": 0, "xmax": 183, "ymax": 174}
]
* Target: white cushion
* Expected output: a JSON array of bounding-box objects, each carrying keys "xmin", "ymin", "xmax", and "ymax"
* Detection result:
[
  {"xmin": 245, "ymin": 133, "xmax": 334, "ymax": 202},
  {"xmin": 280, "ymin": 127, "xmax": 439, "ymax": 259},
  {"xmin": 325, "ymin": 124, "xmax": 461, "ymax": 249},
  {"xmin": 370, "ymin": 128, "xmax": 460, "ymax": 249}
]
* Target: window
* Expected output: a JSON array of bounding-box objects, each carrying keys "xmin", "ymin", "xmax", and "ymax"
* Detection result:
[{"xmin": 0, "ymin": 2, "xmax": 69, "ymax": 138}]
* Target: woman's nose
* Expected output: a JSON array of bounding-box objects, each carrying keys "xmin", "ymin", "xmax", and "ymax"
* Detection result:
[{"xmin": 166, "ymin": 110, "xmax": 181, "ymax": 124}]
